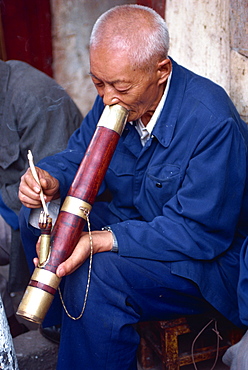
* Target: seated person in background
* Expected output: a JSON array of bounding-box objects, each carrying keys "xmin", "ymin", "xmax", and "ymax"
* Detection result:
[
  {"xmin": 19, "ymin": 4, "xmax": 248, "ymax": 369},
  {"xmin": 0, "ymin": 59, "xmax": 83, "ymax": 337},
  {"xmin": 222, "ymin": 228, "xmax": 248, "ymax": 368}
]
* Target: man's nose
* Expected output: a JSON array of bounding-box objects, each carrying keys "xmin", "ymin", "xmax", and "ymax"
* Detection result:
[{"xmin": 102, "ymin": 86, "xmax": 120, "ymax": 106}]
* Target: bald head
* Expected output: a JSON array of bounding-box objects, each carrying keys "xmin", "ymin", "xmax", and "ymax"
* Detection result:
[{"xmin": 90, "ymin": 5, "xmax": 170, "ymax": 72}]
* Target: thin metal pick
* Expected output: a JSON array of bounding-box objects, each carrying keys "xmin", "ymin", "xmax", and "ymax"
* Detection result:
[{"xmin": 27, "ymin": 150, "xmax": 49, "ymax": 215}]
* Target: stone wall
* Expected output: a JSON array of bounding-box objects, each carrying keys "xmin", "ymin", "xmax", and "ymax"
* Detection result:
[
  {"xmin": 166, "ymin": 0, "xmax": 248, "ymax": 122},
  {"xmin": 51, "ymin": 0, "xmax": 248, "ymax": 122},
  {"xmin": 51, "ymin": 0, "xmax": 135, "ymax": 116}
]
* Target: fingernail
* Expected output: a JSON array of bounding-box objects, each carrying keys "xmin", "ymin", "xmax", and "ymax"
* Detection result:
[{"xmin": 34, "ymin": 186, "xmax": 40, "ymax": 193}]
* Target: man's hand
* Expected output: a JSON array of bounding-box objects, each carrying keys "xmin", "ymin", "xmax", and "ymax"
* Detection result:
[
  {"xmin": 55, "ymin": 230, "xmax": 114, "ymax": 277},
  {"xmin": 19, "ymin": 167, "xmax": 60, "ymax": 208}
]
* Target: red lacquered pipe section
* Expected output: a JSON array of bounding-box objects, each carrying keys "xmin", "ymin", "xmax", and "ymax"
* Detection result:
[{"xmin": 17, "ymin": 104, "xmax": 128, "ymax": 324}]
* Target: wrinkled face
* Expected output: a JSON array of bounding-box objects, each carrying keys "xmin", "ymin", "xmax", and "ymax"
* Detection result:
[{"xmin": 90, "ymin": 46, "xmax": 171, "ymax": 124}]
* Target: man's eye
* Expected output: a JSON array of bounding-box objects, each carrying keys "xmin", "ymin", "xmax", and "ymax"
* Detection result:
[
  {"xmin": 115, "ymin": 87, "xmax": 130, "ymax": 93},
  {"xmin": 94, "ymin": 82, "xmax": 104, "ymax": 88}
]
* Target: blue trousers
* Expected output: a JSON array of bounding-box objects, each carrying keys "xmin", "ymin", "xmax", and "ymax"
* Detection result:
[
  {"xmin": 58, "ymin": 252, "xmax": 212, "ymax": 369},
  {"xmin": 19, "ymin": 203, "xmax": 212, "ymax": 369}
]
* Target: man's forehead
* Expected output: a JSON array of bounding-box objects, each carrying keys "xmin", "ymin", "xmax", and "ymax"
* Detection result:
[{"xmin": 89, "ymin": 49, "xmax": 137, "ymax": 83}]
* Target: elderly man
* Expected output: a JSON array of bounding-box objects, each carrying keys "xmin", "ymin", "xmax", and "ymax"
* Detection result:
[{"xmin": 19, "ymin": 4, "xmax": 248, "ymax": 369}]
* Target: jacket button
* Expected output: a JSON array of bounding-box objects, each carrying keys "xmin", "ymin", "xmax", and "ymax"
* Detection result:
[{"xmin": 156, "ymin": 182, "xmax": 162, "ymax": 188}]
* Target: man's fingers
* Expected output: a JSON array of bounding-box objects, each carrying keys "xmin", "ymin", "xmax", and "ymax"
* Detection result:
[
  {"xmin": 18, "ymin": 190, "xmax": 44, "ymax": 208},
  {"xmin": 56, "ymin": 240, "xmax": 90, "ymax": 278},
  {"xmin": 55, "ymin": 230, "xmax": 112, "ymax": 278},
  {"xmin": 19, "ymin": 167, "xmax": 59, "ymax": 207},
  {"xmin": 56, "ymin": 254, "xmax": 83, "ymax": 278},
  {"xmin": 19, "ymin": 168, "xmax": 42, "ymax": 207}
]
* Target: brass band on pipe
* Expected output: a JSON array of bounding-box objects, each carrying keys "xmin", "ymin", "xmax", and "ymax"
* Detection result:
[
  {"xmin": 97, "ymin": 104, "xmax": 129, "ymax": 135},
  {"xmin": 39, "ymin": 234, "xmax": 51, "ymax": 267},
  {"xmin": 31, "ymin": 267, "xmax": 61, "ymax": 289},
  {"xmin": 16, "ymin": 268, "xmax": 61, "ymax": 324},
  {"xmin": 17, "ymin": 285, "xmax": 55, "ymax": 324},
  {"xmin": 60, "ymin": 196, "xmax": 92, "ymax": 219}
]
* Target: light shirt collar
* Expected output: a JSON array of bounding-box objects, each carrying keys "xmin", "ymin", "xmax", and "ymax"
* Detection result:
[{"xmin": 134, "ymin": 72, "xmax": 172, "ymax": 146}]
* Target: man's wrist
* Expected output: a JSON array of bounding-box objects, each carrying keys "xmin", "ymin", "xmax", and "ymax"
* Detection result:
[{"xmin": 101, "ymin": 226, "xmax": 118, "ymax": 252}]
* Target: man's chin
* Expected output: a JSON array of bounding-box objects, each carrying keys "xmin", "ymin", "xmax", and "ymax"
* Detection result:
[{"xmin": 127, "ymin": 111, "xmax": 138, "ymax": 122}]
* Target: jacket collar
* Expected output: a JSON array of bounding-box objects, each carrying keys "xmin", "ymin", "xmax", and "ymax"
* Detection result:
[
  {"xmin": 121, "ymin": 59, "xmax": 187, "ymax": 156},
  {"xmin": 152, "ymin": 58, "xmax": 187, "ymax": 148}
]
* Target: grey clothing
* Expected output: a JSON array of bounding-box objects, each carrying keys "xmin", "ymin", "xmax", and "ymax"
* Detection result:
[
  {"xmin": 0, "ymin": 275, "xmax": 14, "ymax": 318},
  {"xmin": 0, "ymin": 60, "xmax": 83, "ymax": 292},
  {"xmin": 0, "ymin": 60, "xmax": 83, "ymax": 215},
  {"xmin": 222, "ymin": 331, "xmax": 248, "ymax": 369},
  {"xmin": 0, "ymin": 215, "xmax": 13, "ymax": 317},
  {"xmin": 0, "ymin": 215, "xmax": 11, "ymax": 260}
]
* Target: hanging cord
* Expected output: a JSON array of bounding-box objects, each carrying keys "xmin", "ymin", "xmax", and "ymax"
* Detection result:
[
  {"xmin": 191, "ymin": 318, "xmax": 223, "ymax": 370},
  {"xmin": 58, "ymin": 208, "xmax": 93, "ymax": 320}
]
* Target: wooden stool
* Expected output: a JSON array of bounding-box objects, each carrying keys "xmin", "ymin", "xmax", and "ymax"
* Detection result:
[{"xmin": 137, "ymin": 314, "xmax": 244, "ymax": 370}]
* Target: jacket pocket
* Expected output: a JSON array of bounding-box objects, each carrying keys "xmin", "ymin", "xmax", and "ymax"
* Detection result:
[{"xmin": 146, "ymin": 164, "xmax": 181, "ymax": 205}]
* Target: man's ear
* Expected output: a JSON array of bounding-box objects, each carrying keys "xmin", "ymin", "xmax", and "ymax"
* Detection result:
[{"xmin": 157, "ymin": 58, "xmax": 172, "ymax": 85}]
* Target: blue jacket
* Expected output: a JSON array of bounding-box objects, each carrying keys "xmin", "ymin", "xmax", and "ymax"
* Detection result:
[{"xmin": 38, "ymin": 59, "xmax": 248, "ymax": 327}]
